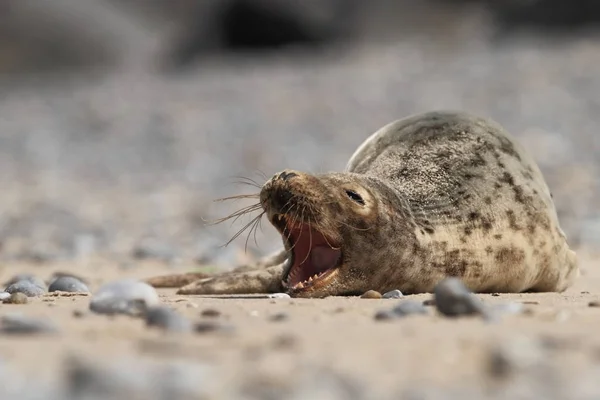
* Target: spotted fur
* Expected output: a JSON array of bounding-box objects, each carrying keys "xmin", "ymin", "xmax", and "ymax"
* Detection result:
[{"xmin": 165, "ymin": 111, "xmax": 579, "ymax": 297}]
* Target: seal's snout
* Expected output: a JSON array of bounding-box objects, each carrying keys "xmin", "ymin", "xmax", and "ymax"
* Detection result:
[
  {"xmin": 273, "ymin": 188, "xmax": 293, "ymax": 210},
  {"xmin": 277, "ymin": 170, "xmax": 298, "ymax": 181}
]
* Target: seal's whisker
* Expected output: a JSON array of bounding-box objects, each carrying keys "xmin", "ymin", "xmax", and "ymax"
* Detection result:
[
  {"xmin": 244, "ymin": 211, "xmax": 265, "ymax": 252},
  {"xmin": 233, "ymin": 177, "xmax": 264, "ymax": 190},
  {"xmin": 213, "ymin": 194, "xmax": 260, "ymax": 202},
  {"xmin": 286, "ymin": 204, "xmax": 302, "ymax": 252},
  {"xmin": 207, "ymin": 203, "xmax": 262, "ymax": 226},
  {"xmin": 229, "ymin": 175, "xmax": 265, "ymax": 188},
  {"xmin": 299, "ymin": 213, "xmax": 313, "ymax": 266},
  {"xmin": 220, "ymin": 211, "xmax": 265, "ymax": 248}
]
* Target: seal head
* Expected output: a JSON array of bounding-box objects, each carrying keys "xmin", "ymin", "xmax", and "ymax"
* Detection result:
[{"xmin": 261, "ymin": 169, "xmax": 415, "ymax": 298}]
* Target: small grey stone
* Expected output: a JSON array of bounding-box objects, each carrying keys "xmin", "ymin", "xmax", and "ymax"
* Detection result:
[
  {"xmin": 49, "ymin": 276, "xmax": 90, "ymax": 293},
  {"xmin": 3, "ymin": 292, "xmax": 28, "ymax": 304},
  {"xmin": 89, "ymin": 279, "xmax": 160, "ymax": 316},
  {"xmin": 434, "ymin": 278, "xmax": 488, "ymax": 318},
  {"xmin": 145, "ymin": 306, "xmax": 192, "ymax": 332},
  {"xmin": 269, "ymin": 312, "xmax": 289, "ymax": 322},
  {"xmin": 267, "ymin": 293, "xmax": 291, "ymax": 299},
  {"xmin": 0, "ymin": 292, "xmax": 9, "ymax": 301},
  {"xmin": 0, "ymin": 314, "xmax": 58, "ymax": 335},
  {"xmin": 373, "ymin": 310, "xmax": 396, "ymax": 321},
  {"xmin": 200, "ymin": 308, "xmax": 221, "ymax": 318},
  {"xmin": 194, "ymin": 321, "xmax": 235, "ymax": 335},
  {"xmin": 4, "ymin": 274, "xmax": 46, "ymax": 290},
  {"xmin": 382, "ymin": 289, "xmax": 403, "ymax": 299},
  {"xmin": 5, "ymin": 280, "xmax": 46, "ymax": 297},
  {"xmin": 392, "ymin": 301, "xmax": 428, "ymax": 316}
]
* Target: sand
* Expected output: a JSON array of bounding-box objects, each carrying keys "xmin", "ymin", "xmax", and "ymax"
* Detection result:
[{"xmin": 0, "ymin": 248, "xmax": 599, "ymax": 398}]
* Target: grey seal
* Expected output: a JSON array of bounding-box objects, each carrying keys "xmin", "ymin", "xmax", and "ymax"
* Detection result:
[{"xmin": 149, "ymin": 111, "xmax": 579, "ymax": 298}]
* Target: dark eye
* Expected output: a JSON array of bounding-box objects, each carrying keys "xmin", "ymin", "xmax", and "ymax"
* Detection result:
[{"xmin": 345, "ymin": 190, "xmax": 365, "ymax": 205}]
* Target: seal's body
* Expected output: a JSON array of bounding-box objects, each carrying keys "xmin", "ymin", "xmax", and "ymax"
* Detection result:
[{"xmin": 155, "ymin": 111, "xmax": 578, "ymax": 297}]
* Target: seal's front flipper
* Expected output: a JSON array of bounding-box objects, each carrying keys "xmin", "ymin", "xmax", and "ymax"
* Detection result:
[
  {"xmin": 145, "ymin": 272, "xmax": 210, "ymax": 288},
  {"xmin": 176, "ymin": 263, "xmax": 286, "ymax": 295},
  {"xmin": 231, "ymin": 249, "xmax": 288, "ymax": 273},
  {"xmin": 144, "ymin": 249, "xmax": 288, "ymax": 290}
]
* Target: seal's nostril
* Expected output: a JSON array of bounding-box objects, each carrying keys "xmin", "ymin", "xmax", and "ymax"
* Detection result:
[{"xmin": 279, "ymin": 171, "xmax": 298, "ymax": 181}]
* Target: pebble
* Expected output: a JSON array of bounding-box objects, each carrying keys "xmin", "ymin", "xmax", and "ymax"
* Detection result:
[
  {"xmin": 589, "ymin": 301, "xmax": 600, "ymax": 307},
  {"xmin": 89, "ymin": 279, "xmax": 160, "ymax": 316},
  {"xmin": 0, "ymin": 314, "xmax": 58, "ymax": 335},
  {"xmin": 267, "ymin": 293, "xmax": 291, "ymax": 299},
  {"xmin": 0, "ymin": 292, "xmax": 10, "ymax": 301},
  {"xmin": 3, "ymin": 274, "xmax": 46, "ymax": 290},
  {"xmin": 269, "ymin": 312, "xmax": 289, "ymax": 322},
  {"xmin": 5, "ymin": 280, "xmax": 46, "ymax": 297},
  {"xmin": 360, "ymin": 290, "xmax": 382, "ymax": 299},
  {"xmin": 201, "ymin": 308, "xmax": 221, "ymax": 318},
  {"xmin": 392, "ymin": 301, "xmax": 428, "ymax": 316},
  {"xmin": 433, "ymin": 278, "xmax": 488, "ymax": 318},
  {"xmin": 48, "ymin": 276, "xmax": 90, "ymax": 293},
  {"xmin": 422, "ymin": 299, "xmax": 436, "ymax": 306},
  {"xmin": 3, "ymin": 292, "xmax": 28, "ymax": 304},
  {"xmin": 272, "ymin": 334, "xmax": 297, "ymax": 349},
  {"xmin": 382, "ymin": 289, "xmax": 403, "ymax": 299},
  {"xmin": 145, "ymin": 306, "xmax": 192, "ymax": 333},
  {"xmin": 373, "ymin": 310, "xmax": 396, "ymax": 321},
  {"xmin": 374, "ymin": 301, "xmax": 428, "ymax": 321},
  {"xmin": 194, "ymin": 321, "xmax": 235, "ymax": 335}
]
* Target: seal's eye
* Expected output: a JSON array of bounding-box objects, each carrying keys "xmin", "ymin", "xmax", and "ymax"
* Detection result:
[{"xmin": 345, "ymin": 190, "xmax": 365, "ymax": 205}]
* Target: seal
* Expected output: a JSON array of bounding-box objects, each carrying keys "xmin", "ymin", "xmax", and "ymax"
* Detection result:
[{"xmin": 148, "ymin": 111, "xmax": 579, "ymax": 298}]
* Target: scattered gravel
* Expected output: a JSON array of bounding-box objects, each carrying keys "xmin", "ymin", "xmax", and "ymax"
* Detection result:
[
  {"xmin": 5, "ymin": 280, "xmax": 46, "ymax": 297},
  {"xmin": 374, "ymin": 300, "xmax": 428, "ymax": 320},
  {"xmin": 49, "ymin": 276, "xmax": 90, "ymax": 293},
  {"xmin": 382, "ymin": 290, "xmax": 403, "ymax": 299},
  {"xmin": 89, "ymin": 279, "xmax": 160, "ymax": 316},
  {"xmin": 434, "ymin": 278, "xmax": 490, "ymax": 318},
  {"xmin": 392, "ymin": 301, "xmax": 429, "ymax": 317},
  {"xmin": 144, "ymin": 306, "xmax": 192, "ymax": 333}
]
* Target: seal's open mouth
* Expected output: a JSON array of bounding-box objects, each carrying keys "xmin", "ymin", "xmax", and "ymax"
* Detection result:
[{"xmin": 271, "ymin": 214, "xmax": 341, "ymax": 291}]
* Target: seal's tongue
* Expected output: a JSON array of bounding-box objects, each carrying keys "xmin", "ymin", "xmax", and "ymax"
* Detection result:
[{"xmin": 310, "ymin": 245, "xmax": 340, "ymax": 272}]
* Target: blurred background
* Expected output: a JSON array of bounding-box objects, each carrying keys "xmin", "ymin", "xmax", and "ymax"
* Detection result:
[{"xmin": 0, "ymin": 0, "xmax": 599, "ymax": 270}]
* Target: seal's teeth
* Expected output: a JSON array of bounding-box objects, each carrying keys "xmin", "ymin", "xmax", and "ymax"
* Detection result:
[
  {"xmin": 308, "ymin": 276, "xmax": 313, "ymax": 282},
  {"xmin": 296, "ymin": 282, "xmax": 305, "ymax": 289},
  {"xmin": 313, "ymin": 274, "xmax": 319, "ymax": 280}
]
